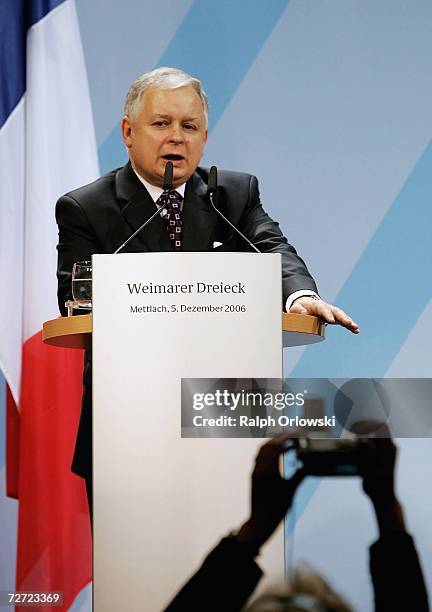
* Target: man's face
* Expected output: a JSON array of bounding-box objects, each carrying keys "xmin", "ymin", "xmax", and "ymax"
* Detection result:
[{"xmin": 121, "ymin": 85, "xmax": 208, "ymax": 188}]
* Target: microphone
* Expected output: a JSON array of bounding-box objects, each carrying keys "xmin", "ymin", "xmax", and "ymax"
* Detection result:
[
  {"xmin": 207, "ymin": 166, "xmax": 260, "ymax": 253},
  {"xmin": 114, "ymin": 162, "xmax": 173, "ymax": 254},
  {"xmin": 163, "ymin": 160, "xmax": 173, "ymax": 191}
]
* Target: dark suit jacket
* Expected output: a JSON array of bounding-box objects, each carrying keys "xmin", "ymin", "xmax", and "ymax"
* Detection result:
[{"xmin": 56, "ymin": 162, "xmax": 317, "ymax": 479}]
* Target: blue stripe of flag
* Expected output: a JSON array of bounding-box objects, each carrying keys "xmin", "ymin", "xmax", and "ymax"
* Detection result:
[{"xmin": 0, "ymin": 0, "xmax": 65, "ymax": 128}]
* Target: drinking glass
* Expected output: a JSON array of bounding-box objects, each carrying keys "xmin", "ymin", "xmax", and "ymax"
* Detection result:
[{"xmin": 72, "ymin": 261, "xmax": 92, "ymax": 309}]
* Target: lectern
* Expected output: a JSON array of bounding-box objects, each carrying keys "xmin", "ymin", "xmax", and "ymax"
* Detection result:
[{"xmin": 43, "ymin": 252, "xmax": 324, "ymax": 611}]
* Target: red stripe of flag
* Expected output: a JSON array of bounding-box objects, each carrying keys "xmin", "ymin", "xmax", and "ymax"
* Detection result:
[
  {"xmin": 6, "ymin": 385, "xmax": 20, "ymax": 499},
  {"xmin": 15, "ymin": 330, "xmax": 91, "ymax": 611}
]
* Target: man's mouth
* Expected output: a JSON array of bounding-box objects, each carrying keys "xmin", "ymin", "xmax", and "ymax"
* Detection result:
[{"xmin": 162, "ymin": 154, "xmax": 185, "ymax": 162}]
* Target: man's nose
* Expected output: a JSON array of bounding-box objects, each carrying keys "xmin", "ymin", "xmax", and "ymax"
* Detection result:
[{"xmin": 168, "ymin": 124, "xmax": 183, "ymax": 144}]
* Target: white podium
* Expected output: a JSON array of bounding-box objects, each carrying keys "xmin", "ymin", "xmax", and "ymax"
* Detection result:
[{"xmin": 92, "ymin": 252, "xmax": 284, "ymax": 611}]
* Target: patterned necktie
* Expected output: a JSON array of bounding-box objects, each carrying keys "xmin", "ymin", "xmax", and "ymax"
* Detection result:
[{"xmin": 159, "ymin": 191, "xmax": 183, "ymax": 251}]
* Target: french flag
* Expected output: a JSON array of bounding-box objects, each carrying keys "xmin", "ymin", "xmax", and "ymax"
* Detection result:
[{"xmin": 0, "ymin": 1, "xmax": 98, "ymax": 609}]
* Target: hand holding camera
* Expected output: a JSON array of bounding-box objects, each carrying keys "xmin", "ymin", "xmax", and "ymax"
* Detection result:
[{"xmin": 236, "ymin": 435, "xmax": 305, "ymax": 552}]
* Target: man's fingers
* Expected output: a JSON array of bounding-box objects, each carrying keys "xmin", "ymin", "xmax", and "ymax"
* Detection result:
[
  {"xmin": 290, "ymin": 298, "xmax": 335, "ymax": 323},
  {"xmin": 315, "ymin": 301, "xmax": 336, "ymax": 324},
  {"xmin": 288, "ymin": 302, "xmax": 309, "ymax": 315},
  {"xmin": 313, "ymin": 301, "xmax": 357, "ymax": 331},
  {"xmin": 289, "ymin": 297, "xmax": 360, "ymax": 333},
  {"xmin": 329, "ymin": 305, "xmax": 360, "ymax": 333}
]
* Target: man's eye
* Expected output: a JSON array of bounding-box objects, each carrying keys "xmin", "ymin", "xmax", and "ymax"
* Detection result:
[
  {"xmin": 183, "ymin": 123, "xmax": 196, "ymax": 130},
  {"xmin": 153, "ymin": 121, "xmax": 168, "ymax": 127}
]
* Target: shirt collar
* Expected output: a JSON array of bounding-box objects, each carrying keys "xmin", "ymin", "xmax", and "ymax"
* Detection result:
[{"xmin": 132, "ymin": 166, "xmax": 186, "ymax": 201}]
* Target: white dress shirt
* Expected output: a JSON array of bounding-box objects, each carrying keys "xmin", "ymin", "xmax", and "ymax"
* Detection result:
[{"xmin": 132, "ymin": 167, "xmax": 185, "ymax": 208}]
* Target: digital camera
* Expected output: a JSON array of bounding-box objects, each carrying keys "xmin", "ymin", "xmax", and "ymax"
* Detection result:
[{"xmin": 295, "ymin": 437, "xmax": 362, "ymax": 476}]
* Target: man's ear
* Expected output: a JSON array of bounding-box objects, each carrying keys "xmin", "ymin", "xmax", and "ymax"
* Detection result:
[{"xmin": 121, "ymin": 115, "xmax": 132, "ymax": 148}]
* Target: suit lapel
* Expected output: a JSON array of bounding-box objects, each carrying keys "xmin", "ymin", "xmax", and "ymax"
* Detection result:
[
  {"xmin": 115, "ymin": 164, "xmax": 218, "ymax": 252},
  {"xmin": 182, "ymin": 170, "xmax": 218, "ymax": 251},
  {"xmin": 115, "ymin": 162, "xmax": 173, "ymax": 252}
]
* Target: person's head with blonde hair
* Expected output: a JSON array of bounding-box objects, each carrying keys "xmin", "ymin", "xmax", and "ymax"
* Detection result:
[{"xmin": 246, "ymin": 563, "xmax": 353, "ymax": 612}]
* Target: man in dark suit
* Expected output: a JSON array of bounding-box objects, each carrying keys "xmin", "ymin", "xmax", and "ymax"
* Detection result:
[{"xmin": 56, "ymin": 67, "xmax": 359, "ymax": 498}]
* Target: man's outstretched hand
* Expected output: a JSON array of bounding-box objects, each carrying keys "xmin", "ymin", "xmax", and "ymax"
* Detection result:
[{"xmin": 289, "ymin": 296, "xmax": 360, "ymax": 334}]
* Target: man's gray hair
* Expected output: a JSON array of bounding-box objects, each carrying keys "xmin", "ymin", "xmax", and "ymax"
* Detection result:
[{"xmin": 124, "ymin": 67, "xmax": 209, "ymax": 127}]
